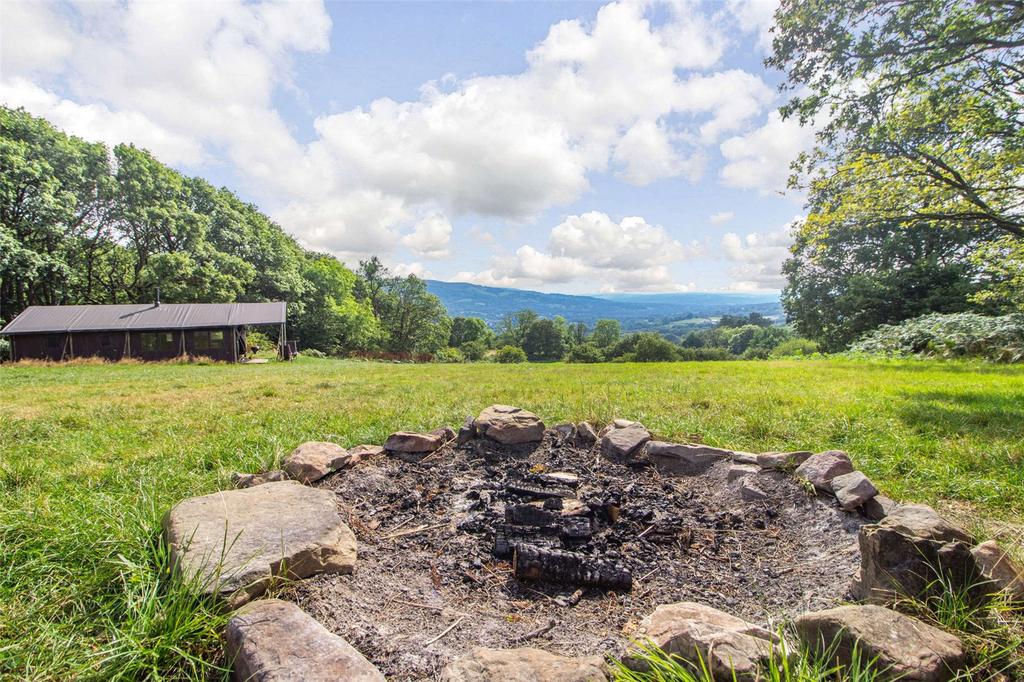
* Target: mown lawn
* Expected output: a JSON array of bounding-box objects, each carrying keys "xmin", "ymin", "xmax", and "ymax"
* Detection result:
[{"xmin": 1, "ymin": 357, "xmax": 1023, "ymax": 679}]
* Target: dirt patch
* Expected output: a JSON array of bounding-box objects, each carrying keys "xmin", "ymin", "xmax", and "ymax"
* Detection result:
[{"xmin": 288, "ymin": 431, "xmax": 865, "ymax": 680}]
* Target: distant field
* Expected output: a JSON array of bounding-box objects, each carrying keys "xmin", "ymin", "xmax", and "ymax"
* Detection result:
[{"xmin": 2, "ymin": 357, "xmax": 1023, "ymax": 678}]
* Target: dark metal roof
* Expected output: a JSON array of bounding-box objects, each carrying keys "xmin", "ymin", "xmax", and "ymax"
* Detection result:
[{"xmin": 0, "ymin": 302, "xmax": 286, "ymax": 335}]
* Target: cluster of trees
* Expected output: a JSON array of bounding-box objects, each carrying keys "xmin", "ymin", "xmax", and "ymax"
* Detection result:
[
  {"xmin": 430, "ymin": 310, "xmax": 817, "ymax": 364},
  {"xmin": 770, "ymin": 1, "xmax": 1024, "ymax": 351},
  {"xmin": 0, "ymin": 107, "xmax": 449, "ymax": 357}
]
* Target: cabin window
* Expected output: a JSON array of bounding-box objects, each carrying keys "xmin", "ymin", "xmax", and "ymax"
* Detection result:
[
  {"xmin": 140, "ymin": 332, "xmax": 176, "ymax": 352},
  {"xmin": 193, "ymin": 330, "xmax": 224, "ymax": 351}
]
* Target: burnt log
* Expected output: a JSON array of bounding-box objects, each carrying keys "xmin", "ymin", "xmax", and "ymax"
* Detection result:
[
  {"xmin": 506, "ymin": 482, "xmax": 573, "ymax": 499},
  {"xmin": 513, "ymin": 543, "xmax": 632, "ymax": 590},
  {"xmin": 506, "ymin": 504, "xmax": 558, "ymax": 526},
  {"xmin": 493, "ymin": 525, "xmax": 561, "ymax": 558}
]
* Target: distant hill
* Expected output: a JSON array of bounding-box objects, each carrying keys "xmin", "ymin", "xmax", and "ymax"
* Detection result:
[{"xmin": 425, "ymin": 280, "xmax": 782, "ymax": 333}]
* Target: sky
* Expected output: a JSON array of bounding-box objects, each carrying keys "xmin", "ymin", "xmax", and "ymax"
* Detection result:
[{"xmin": 0, "ymin": 0, "xmax": 812, "ymax": 294}]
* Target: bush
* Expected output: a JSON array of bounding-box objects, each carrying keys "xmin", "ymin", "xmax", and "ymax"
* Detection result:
[
  {"xmin": 851, "ymin": 312, "xmax": 1024, "ymax": 362},
  {"xmin": 494, "ymin": 345, "xmax": 527, "ymax": 363},
  {"xmin": 301, "ymin": 348, "xmax": 327, "ymax": 358},
  {"xmin": 458, "ymin": 339, "xmax": 488, "ymax": 361},
  {"xmin": 770, "ymin": 338, "xmax": 820, "ymax": 358},
  {"xmin": 0, "ymin": 337, "xmax": 9, "ymax": 362},
  {"xmin": 565, "ymin": 342, "xmax": 604, "ymax": 363},
  {"xmin": 633, "ymin": 333, "xmax": 678, "ymax": 362},
  {"xmin": 433, "ymin": 347, "xmax": 465, "ymax": 363},
  {"xmin": 676, "ymin": 347, "xmax": 735, "ymax": 361}
]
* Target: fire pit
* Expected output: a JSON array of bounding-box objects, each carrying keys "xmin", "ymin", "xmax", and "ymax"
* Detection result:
[{"xmin": 287, "ymin": 417, "xmax": 865, "ymax": 679}]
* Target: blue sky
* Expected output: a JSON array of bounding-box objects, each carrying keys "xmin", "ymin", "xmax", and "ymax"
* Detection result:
[{"xmin": 1, "ymin": 0, "xmax": 809, "ymax": 293}]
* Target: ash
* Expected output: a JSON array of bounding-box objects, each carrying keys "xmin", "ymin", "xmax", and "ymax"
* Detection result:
[{"xmin": 289, "ymin": 430, "xmax": 864, "ymax": 680}]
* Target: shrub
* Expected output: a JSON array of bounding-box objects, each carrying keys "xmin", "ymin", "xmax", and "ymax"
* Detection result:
[
  {"xmin": 301, "ymin": 348, "xmax": 327, "ymax": 358},
  {"xmin": 633, "ymin": 333, "xmax": 678, "ymax": 362},
  {"xmin": 566, "ymin": 342, "xmax": 604, "ymax": 363},
  {"xmin": 494, "ymin": 345, "xmax": 527, "ymax": 363},
  {"xmin": 433, "ymin": 347, "xmax": 465, "ymax": 363},
  {"xmin": 459, "ymin": 339, "xmax": 488, "ymax": 361},
  {"xmin": 0, "ymin": 337, "xmax": 9, "ymax": 362},
  {"xmin": 850, "ymin": 312, "xmax": 1024, "ymax": 362},
  {"xmin": 770, "ymin": 338, "xmax": 820, "ymax": 358}
]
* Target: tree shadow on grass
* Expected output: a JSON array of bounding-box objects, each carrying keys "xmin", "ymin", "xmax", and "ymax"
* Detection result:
[{"xmin": 894, "ymin": 390, "xmax": 1024, "ymax": 440}]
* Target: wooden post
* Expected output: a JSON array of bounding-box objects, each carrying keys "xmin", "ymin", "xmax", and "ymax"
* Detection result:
[{"xmin": 69, "ymin": 333, "xmax": 74, "ymax": 360}]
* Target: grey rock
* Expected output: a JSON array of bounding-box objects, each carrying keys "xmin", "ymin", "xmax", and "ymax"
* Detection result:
[
  {"xmin": 648, "ymin": 442, "xmax": 732, "ymax": 475},
  {"xmin": 795, "ymin": 604, "xmax": 964, "ymax": 682},
  {"xmin": 232, "ymin": 470, "xmax": 287, "ymax": 488},
  {"xmin": 226, "ymin": 599, "xmax": 384, "ymax": 681},
  {"xmin": 794, "ymin": 451, "xmax": 854, "ymax": 491},
  {"xmin": 576, "ymin": 421, "xmax": 598, "ymax": 445},
  {"xmin": 862, "ymin": 494, "xmax": 897, "ymax": 521},
  {"xmin": 457, "ymin": 416, "xmax": 476, "ymax": 445},
  {"xmin": 600, "ymin": 423, "xmax": 651, "ymax": 460},
  {"xmin": 756, "ymin": 451, "xmax": 812, "ymax": 470},
  {"xmin": 727, "ymin": 464, "xmax": 759, "ymax": 483},
  {"xmin": 384, "ymin": 431, "xmax": 443, "ymax": 453},
  {"xmin": 474, "ymin": 405, "xmax": 546, "ymax": 445},
  {"xmin": 740, "ymin": 479, "xmax": 768, "ymax": 502},
  {"xmin": 336, "ymin": 444, "xmax": 384, "ymax": 468},
  {"xmin": 283, "ymin": 441, "xmax": 347, "ymax": 483},
  {"xmin": 163, "ymin": 481, "xmax": 356, "ymax": 607},
  {"xmin": 550, "ymin": 423, "xmax": 577, "ymax": 442},
  {"xmin": 854, "ymin": 504, "xmax": 979, "ymax": 604},
  {"xmin": 626, "ymin": 602, "xmax": 786, "ymax": 681},
  {"xmin": 971, "ymin": 540, "xmax": 1024, "ymax": 602},
  {"xmin": 430, "ymin": 426, "xmax": 457, "ymax": 442},
  {"xmin": 441, "ymin": 647, "xmax": 607, "ymax": 681},
  {"xmin": 831, "ymin": 471, "xmax": 878, "ymax": 511},
  {"xmin": 731, "ymin": 451, "xmax": 758, "ymax": 465}
]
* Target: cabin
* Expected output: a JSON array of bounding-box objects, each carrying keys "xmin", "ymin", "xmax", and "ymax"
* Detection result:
[{"xmin": 0, "ymin": 302, "xmax": 288, "ymax": 362}]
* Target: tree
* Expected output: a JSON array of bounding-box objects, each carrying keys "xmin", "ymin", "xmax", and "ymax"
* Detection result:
[
  {"xmin": 449, "ymin": 316, "xmax": 493, "ymax": 347},
  {"xmin": 566, "ymin": 342, "xmax": 603, "ymax": 363},
  {"xmin": 782, "ymin": 219, "xmax": 991, "ymax": 350},
  {"xmin": 522, "ymin": 318, "xmax": 565, "ymax": 361},
  {"xmin": 970, "ymin": 236, "xmax": 1024, "ymax": 313},
  {"xmin": 769, "ymin": 0, "xmax": 1024, "ymax": 239},
  {"xmin": 292, "ymin": 255, "xmax": 381, "ymax": 354},
  {"xmin": 497, "ymin": 309, "xmax": 540, "ymax": 347},
  {"xmin": 590, "ymin": 319, "xmax": 621, "ymax": 348},
  {"xmin": 633, "ymin": 333, "xmax": 678, "ymax": 362},
  {"xmin": 378, "ymin": 275, "xmax": 451, "ymax": 354},
  {"xmin": 494, "ymin": 345, "xmax": 527, "ymax": 363}
]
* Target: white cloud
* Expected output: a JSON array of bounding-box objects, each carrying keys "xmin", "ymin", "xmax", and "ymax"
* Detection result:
[
  {"xmin": 719, "ymin": 111, "xmax": 815, "ymax": 194},
  {"xmin": 727, "ymin": 0, "xmax": 779, "ymax": 52},
  {"xmin": 273, "ymin": 191, "xmax": 409, "ymax": 261},
  {"xmin": 456, "ymin": 211, "xmax": 700, "ymax": 292},
  {"xmin": 401, "ymin": 214, "xmax": 453, "ymax": 259},
  {"xmin": 709, "ymin": 211, "xmax": 735, "ymax": 225},
  {"xmin": 0, "ymin": 1, "xmax": 74, "ymax": 75},
  {"xmin": 720, "ymin": 220, "xmax": 796, "ymax": 290}
]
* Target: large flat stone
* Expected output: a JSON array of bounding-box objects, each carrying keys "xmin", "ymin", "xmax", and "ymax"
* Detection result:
[
  {"xmin": 164, "ymin": 481, "xmax": 356, "ymax": 607},
  {"xmin": 474, "ymin": 405, "xmax": 546, "ymax": 445},
  {"xmin": 794, "ymin": 451, "xmax": 854, "ymax": 491},
  {"xmin": 972, "ymin": 540, "xmax": 1024, "ymax": 602},
  {"xmin": 441, "ymin": 647, "xmax": 607, "ymax": 682},
  {"xmin": 283, "ymin": 441, "xmax": 348, "ymax": 483},
  {"xmin": 626, "ymin": 601, "xmax": 784, "ymax": 681},
  {"xmin": 648, "ymin": 442, "xmax": 732, "ymax": 475},
  {"xmin": 830, "ymin": 471, "xmax": 878, "ymax": 511},
  {"xmin": 795, "ymin": 605, "xmax": 964, "ymax": 681},
  {"xmin": 227, "ymin": 599, "xmax": 384, "ymax": 681},
  {"xmin": 384, "ymin": 431, "xmax": 443, "ymax": 453}
]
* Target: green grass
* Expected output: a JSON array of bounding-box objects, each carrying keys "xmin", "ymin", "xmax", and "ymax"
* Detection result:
[{"xmin": 1, "ymin": 357, "xmax": 1023, "ymax": 679}]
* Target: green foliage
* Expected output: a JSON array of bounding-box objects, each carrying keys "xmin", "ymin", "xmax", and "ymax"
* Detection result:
[
  {"xmin": 449, "ymin": 317, "xmax": 494, "ymax": 348},
  {"xmin": 633, "ymin": 333, "xmax": 679, "ymax": 362},
  {"xmin": 566, "ymin": 342, "xmax": 604, "ymax": 363},
  {"xmin": 676, "ymin": 347, "xmax": 734, "ymax": 361},
  {"xmin": 718, "ymin": 313, "xmax": 772, "ymax": 329},
  {"xmin": 494, "ymin": 345, "xmax": 527, "ymax": 363},
  {"xmin": 971, "ymin": 236, "xmax": 1024, "ymax": 313},
  {"xmin": 497, "ymin": 309, "xmax": 540, "ymax": 348},
  {"xmin": 591, "ymin": 319, "xmax": 622, "ymax": 349},
  {"xmin": 377, "ymin": 275, "xmax": 451, "ymax": 355},
  {"xmin": 851, "ymin": 313, "xmax": 1024, "ymax": 363},
  {"xmin": 782, "ymin": 220, "xmax": 991, "ymax": 351},
  {"xmin": 522, "ymin": 318, "xmax": 566, "ymax": 361},
  {"xmin": 0, "ymin": 336, "xmax": 9, "ymax": 362},
  {"xmin": 770, "ymin": 338, "xmax": 819, "ymax": 358},
  {"xmin": 458, "ymin": 338, "xmax": 489, "ymax": 362},
  {"xmin": 301, "ymin": 348, "xmax": 327, "ymax": 358},
  {"xmin": 433, "ymin": 347, "xmax": 465, "ymax": 363}
]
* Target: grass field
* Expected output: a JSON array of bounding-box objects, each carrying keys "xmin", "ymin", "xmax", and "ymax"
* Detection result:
[{"xmin": 2, "ymin": 357, "xmax": 1023, "ymax": 679}]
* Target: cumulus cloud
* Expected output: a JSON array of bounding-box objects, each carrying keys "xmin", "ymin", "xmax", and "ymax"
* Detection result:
[
  {"xmin": 709, "ymin": 211, "xmax": 735, "ymax": 225},
  {"xmin": 454, "ymin": 211, "xmax": 700, "ymax": 292},
  {"xmin": 719, "ymin": 111, "xmax": 815, "ymax": 194},
  {"xmin": 401, "ymin": 214, "xmax": 453, "ymax": 259},
  {"xmin": 720, "ymin": 220, "xmax": 797, "ymax": 290},
  {"xmin": 727, "ymin": 0, "xmax": 779, "ymax": 52}
]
